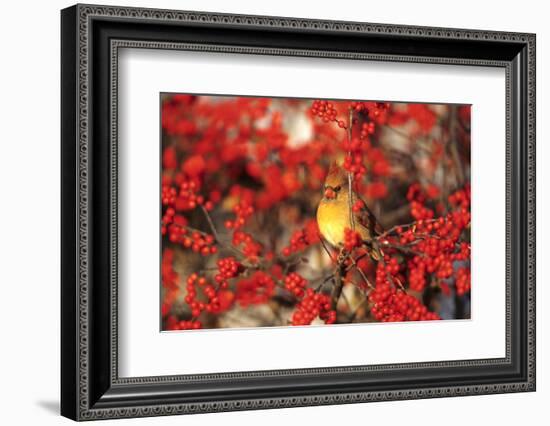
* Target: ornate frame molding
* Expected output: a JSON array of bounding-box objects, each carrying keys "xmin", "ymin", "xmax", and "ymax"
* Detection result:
[{"xmin": 61, "ymin": 4, "xmax": 535, "ymax": 421}]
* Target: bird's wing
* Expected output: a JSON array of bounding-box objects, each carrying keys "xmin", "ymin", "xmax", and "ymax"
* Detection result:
[{"xmin": 355, "ymin": 195, "xmax": 384, "ymax": 236}]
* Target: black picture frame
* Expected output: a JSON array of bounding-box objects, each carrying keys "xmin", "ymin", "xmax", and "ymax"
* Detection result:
[{"xmin": 61, "ymin": 4, "xmax": 536, "ymax": 421}]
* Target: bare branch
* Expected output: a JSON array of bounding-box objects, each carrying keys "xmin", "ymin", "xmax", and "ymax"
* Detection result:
[
  {"xmin": 347, "ymin": 108, "xmax": 356, "ymax": 232},
  {"xmin": 200, "ymin": 204, "xmax": 221, "ymax": 242},
  {"xmin": 319, "ymin": 235, "xmax": 337, "ymax": 264},
  {"xmin": 330, "ymin": 263, "xmax": 346, "ymax": 311},
  {"xmin": 448, "ymin": 105, "xmax": 465, "ymax": 186}
]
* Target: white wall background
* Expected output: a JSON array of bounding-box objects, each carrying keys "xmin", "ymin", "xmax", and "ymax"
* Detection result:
[{"xmin": 0, "ymin": 0, "xmax": 547, "ymax": 424}]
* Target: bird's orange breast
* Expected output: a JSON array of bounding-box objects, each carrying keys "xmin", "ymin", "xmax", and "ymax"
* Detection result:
[
  {"xmin": 317, "ymin": 198, "xmax": 373, "ymax": 247},
  {"xmin": 316, "ymin": 200, "xmax": 349, "ymax": 247}
]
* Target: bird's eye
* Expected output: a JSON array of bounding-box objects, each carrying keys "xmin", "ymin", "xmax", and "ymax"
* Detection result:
[{"xmin": 334, "ymin": 185, "xmax": 341, "ymax": 192}]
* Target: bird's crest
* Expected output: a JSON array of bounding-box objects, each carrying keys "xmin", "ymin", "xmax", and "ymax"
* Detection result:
[{"xmin": 325, "ymin": 161, "xmax": 347, "ymax": 187}]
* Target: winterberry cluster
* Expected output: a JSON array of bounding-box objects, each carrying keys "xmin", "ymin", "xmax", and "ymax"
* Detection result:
[
  {"xmin": 166, "ymin": 319, "xmax": 203, "ymax": 330},
  {"xmin": 407, "ymin": 183, "xmax": 435, "ymax": 220},
  {"xmin": 449, "ymin": 185, "xmax": 471, "ymax": 208},
  {"xmin": 184, "ymin": 273, "xmax": 235, "ymax": 322},
  {"xmin": 215, "ymin": 257, "xmax": 242, "ymax": 289},
  {"xmin": 312, "ymin": 100, "xmax": 393, "ymax": 197},
  {"xmin": 225, "ymin": 200, "xmax": 254, "ymax": 230},
  {"xmin": 311, "ymin": 100, "xmax": 342, "ymax": 127},
  {"xmin": 351, "ymin": 101, "xmax": 390, "ymax": 117},
  {"xmin": 161, "ymin": 185, "xmax": 177, "ymax": 206},
  {"xmin": 291, "ymin": 289, "xmax": 336, "ymax": 326},
  {"xmin": 408, "ymin": 258, "xmax": 427, "ymax": 292},
  {"xmin": 356, "ymin": 102, "xmax": 390, "ymax": 136},
  {"xmin": 343, "ymin": 137, "xmax": 367, "ymax": 179},
  {"xmin": 178, "ymin": 179, "xmax": 202, "ymax": 210},
  {"xmin": 235, "ymin": 271, "xmax": 275, "ymax": 307},
  {"xmin": 369, "ymin": 281, "xmax": 440, "ymax": 322},
  {"xmin": 352, "ymin": 199, "xmax": 365, "ymax": 213},
  {"xmin": 360, "ymin": 121, "xmax": 376, "ymax": 138},
  {"xmin": 183, "ymin": 231, "xmax": 217, "ymax": 256},
  {"xmin": 281, "ymin": 220, "xmax": 320, "ymax": 256},
  {"xmin": 406, "ymin": 104, "xmax": 437, "ymax": 134},
  {"xmin": 161, "ymin": 94, "xmax": 197, "ymax": 136},
  {"xmin": 380, "ymin": 184, "xmax": 471, "ymax": 295},
  {"xmin": 455, "ymin": 268, "xmax": 471, "ymax": 296},
  {"xmin": 368, "ymin": 258, "xmax": 440, "ymax": 322},
  {"xmin": 284, "ymin": 272, "xmax": 308, "ymax": 298},
  {"xmin": 185, "ymin": 274, "xmax": 207, "ymax": 317},
  {"xmin": 232, "ymin": 231, "xmax": 263, "ymax": 260},
  {"xmin": 343, "ymin": 228, "xmax": 363, "ymax": 252},
  {"xmin": 162, "ymin": 177, "xmax": 216, "ymax": 211},
  {"xmin": 161, "ymin": 206, "xmax": 176, "ymax": 226},
  {"xmin": 161, "ymin": 248, "xmax": 178, "ymax": 291}
]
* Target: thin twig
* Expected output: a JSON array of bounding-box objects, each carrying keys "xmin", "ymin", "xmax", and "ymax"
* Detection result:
[
  {"xmin": 311, "ymin": 272, "xmax": 336, "ymax": 285},
  {"xmin": 378, "ymin": 255, "xmax": 406, "ymax": 292},
  {"xmin": 199, "ymin": 204, "xmax": 221, "ymax": 242},
  {"xmin": 283, "ymin": 257, "xmax": 305, "ymax": 275},
  {"xmin": 347, "ymin": 108, "xmax": 356, "ymax": 231},
  {"xmin": 197, "ymin": 204, "xmax": 246, "ymax": 258},
  {"xmin": 347, "ymin": 256, "xmax": 375, "ymax": 290},
  {"xmin": 376, "ymin": 218, "xmax": 439, "ymax": 240},
  {"xmin": 315, "ymin": 275, "xmax": 335, "ymax": 293},
  {"xmin": 382, "ymin": 243, "xmax": 426, "ymax": 257},
  {"xmin": 162, "ymin": 220, "xmax": 210, "ymax": 239},
  {"xmin": 319, "ymin": 235, "xmax": 337, "ymax": 264}
]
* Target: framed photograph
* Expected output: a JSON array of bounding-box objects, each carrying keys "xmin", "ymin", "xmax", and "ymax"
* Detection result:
[{"xmin": 61, "ymin": 4, "xmax": 536, "ymax": 421}]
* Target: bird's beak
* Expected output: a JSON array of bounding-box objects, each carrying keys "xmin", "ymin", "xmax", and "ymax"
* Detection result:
[{"xmin": 324, "ymin": 187, "xmax": 336, "ymax": 199}]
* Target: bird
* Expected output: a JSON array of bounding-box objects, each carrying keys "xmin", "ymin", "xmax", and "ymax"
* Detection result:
[{"xmin": 316, "ymin": 162, "xmax": 384, "ymax": 260}]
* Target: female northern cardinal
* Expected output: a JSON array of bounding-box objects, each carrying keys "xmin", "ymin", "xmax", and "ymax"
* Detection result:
[{"xmin": 316, "ymin": 162, "xmax": 384, "ymax": 260}]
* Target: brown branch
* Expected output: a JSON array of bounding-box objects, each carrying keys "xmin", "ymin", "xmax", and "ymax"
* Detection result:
[
  {"xmin": 312, "ymin": 272, "xmax": 336, "ymax": 285},
  {"xmin": 448, "ymin": 105, "xmax": 465, "ymax": 186},
  {"xmin": 331, "ymin": 262, "xmax": 346, "ymax": 311},
  {"xmin": 376, "ymin": 218, "xmax": 439, "ymax": 240},
  {"xmin": 314, "ymin": 274, "xmax": 335, "ymax": 293}
]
